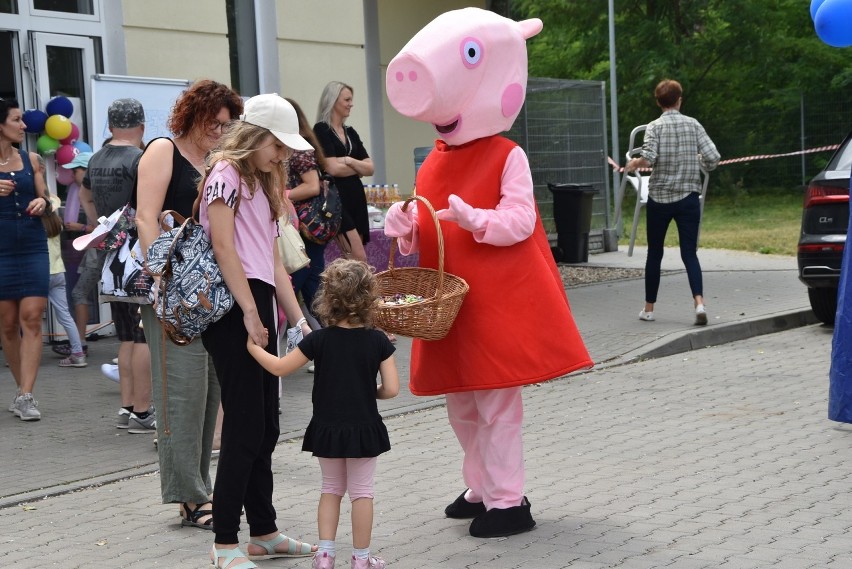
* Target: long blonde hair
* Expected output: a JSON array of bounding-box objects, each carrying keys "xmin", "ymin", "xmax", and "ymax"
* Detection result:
[
  {"xmin": 198, "ymin": 120, "xmax": 287, "ymax": 220},
  {"xmin": 316, "ymin": 81, "xmax": 353, "ymax": 126}
]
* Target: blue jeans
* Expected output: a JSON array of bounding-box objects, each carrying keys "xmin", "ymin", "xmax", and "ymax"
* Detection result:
[
  {"xmin": 48, "ymin": 273, "xmax": 83, "ymax": 354},
  {"xmin": 644, "ymin": 192, "xmax": 703, "ymax": 304},
  {"xmin": 290, "ymin": 239, "xmax": 326, "ymax": 316}
]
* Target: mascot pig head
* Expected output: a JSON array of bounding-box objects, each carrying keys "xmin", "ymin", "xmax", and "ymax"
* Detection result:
[{"xmin": 386, "ymin": 8, "xmax": 542, "ymax": 146}]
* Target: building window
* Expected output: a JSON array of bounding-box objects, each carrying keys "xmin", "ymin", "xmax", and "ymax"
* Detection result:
[
  {"xmin": 0, "ymin": 0, "xmax": 17, "ymax": 14},
  {"xmin": 33, "ymin": 0, "xmax": 93, "ymax": 15}
]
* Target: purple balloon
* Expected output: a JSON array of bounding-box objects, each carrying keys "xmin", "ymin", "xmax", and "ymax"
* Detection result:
[
  {"xmin": 22, "ymin": 109, "xmax": 48, "ymax": 133},
  {"xmin": 45, "ymin": 96, "xmax": 74, "ymax": 118},
  {"xmin": 815, "ymin": 0, "xmax": 852, "ymax": 47},
  {"xmin": 811, "ymin": 0, "xmax": 829, "ymax": 20}
]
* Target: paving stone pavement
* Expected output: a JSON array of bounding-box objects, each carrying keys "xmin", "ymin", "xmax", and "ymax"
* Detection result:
[
  {"xmin": 0, "ymin": 325, "xmax": 846, "ymax": 568},
  {"xmin": 0, "ymin": 247, "xmax": 844, "ymax": 568}
]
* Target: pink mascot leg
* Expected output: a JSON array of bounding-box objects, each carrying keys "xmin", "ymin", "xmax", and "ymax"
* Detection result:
[{"xmin": 445, "ymin": 387, "xmax": 535, "ymax": 537}]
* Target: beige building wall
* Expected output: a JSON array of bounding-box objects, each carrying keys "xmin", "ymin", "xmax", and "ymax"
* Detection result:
[
  {"xmin": 278, "ymin": 1, "xmax": 370, "ymax": 149},
  {"xmin": 377, "ymin": 0, "xmax": 487, "ymax": 195},
  {"xmin": 121, "ymin": 0, "xmax": 231, "ymax": 84},
  {"xmin": 115, "ymin": 0, "xmax": 487, "ymax": 193}
]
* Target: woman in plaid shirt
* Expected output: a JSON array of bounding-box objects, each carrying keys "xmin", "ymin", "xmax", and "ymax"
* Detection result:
[{"xmin": 627, "ymin": 79, "xmax": 720, "ymax": 326}]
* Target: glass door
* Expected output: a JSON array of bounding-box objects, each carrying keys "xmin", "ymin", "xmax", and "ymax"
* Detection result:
[
  {"xmin": 31, "ymin": 32, "xmax": 94, "ymax": 144},
  {"xmin": 31, "ymin": 32, "xmax": 107, "ymax": 340}
]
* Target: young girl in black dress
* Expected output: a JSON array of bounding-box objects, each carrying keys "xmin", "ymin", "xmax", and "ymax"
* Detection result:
[{"xmin": 247, "ymin": 258, "xmax": 399, "ymax": 569}]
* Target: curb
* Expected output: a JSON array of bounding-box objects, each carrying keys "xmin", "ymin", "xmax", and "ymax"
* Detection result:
[{"xmin": 596, "ymin": 308, "xmax": 820, "ymax": 370}]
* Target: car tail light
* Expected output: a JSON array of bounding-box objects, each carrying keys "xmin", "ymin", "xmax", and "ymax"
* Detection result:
[
  {"xmin": 803, "ymin": 184, "xmax": 849, "ymax": 208},
  {"xmin": 798, "ymin": 243, "xmax": 845, "ymax": 253}
]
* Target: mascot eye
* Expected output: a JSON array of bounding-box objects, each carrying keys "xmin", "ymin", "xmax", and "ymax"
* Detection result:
[{"xmin": 460, "ymin": 38, "xmax": 483, "ymax": 68}]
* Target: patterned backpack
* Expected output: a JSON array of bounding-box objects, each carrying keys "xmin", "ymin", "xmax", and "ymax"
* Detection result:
[{"xmin": 145, "ymin": 211, "xmax": 234, "ymax": 345}]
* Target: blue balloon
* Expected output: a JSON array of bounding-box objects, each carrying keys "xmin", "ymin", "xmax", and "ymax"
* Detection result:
[
  {"xmin": 45, "ymin": 96, "xmax": 73, "ymax": 118},
  {"xmin": 22, "ymin": 109, "xmax": 48, "ymax": 133},
  {"xmin": 72, "ymin": 140, "xmax": 92, "ymax": 153},
  {"xmin": 815, "ymin": 0, "xmax": 852, "ymax": 47},
  {"xmin": 811, "ymin": 0, "xmax": 829, "ymax": 20}
]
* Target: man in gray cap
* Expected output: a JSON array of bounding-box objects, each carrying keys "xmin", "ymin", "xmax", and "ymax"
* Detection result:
[{"xmin": 76, "ymin": 97, "xmax": 155, "ymax": 435}]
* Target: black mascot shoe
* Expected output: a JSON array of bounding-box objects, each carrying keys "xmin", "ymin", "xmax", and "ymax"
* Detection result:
[
  {"xmin": 469, "ymin": 496, "xmax": 536, "ymax": 538},
  {"xmin": 444, "ymin": 489, "xmax": 487, "ymax": 519}
]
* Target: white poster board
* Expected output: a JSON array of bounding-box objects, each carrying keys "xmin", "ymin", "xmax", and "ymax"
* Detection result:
[{"xmin": 90, "ymin": 74, "xmax": 190, "ymax": 150}]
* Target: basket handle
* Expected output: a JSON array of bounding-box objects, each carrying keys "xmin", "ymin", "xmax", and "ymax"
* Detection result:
[{"xmin": 387, "ymin": 194, "xmax": 446, "ymax": 302}]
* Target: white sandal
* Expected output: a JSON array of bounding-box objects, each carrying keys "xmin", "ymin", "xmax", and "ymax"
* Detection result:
[{"xmin": 210, "ymin": 546, "xmax": 257, "ymax": 569}]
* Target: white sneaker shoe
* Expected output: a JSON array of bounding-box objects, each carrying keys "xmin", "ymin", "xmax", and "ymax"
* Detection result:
[
  {"xmin": 14, "ymin": 393, "xmax": 41, "ymax": 421},
  {"xmin": 101, "ymin": 363, "xmax": 120, "ymax": 383},
  {"xmin": 695, "ymin": 304, "xmax": 708, "ymax": 326},
  {"xmin": 639, "ymin": 310, "xmax": 655, "ymax": 321}
]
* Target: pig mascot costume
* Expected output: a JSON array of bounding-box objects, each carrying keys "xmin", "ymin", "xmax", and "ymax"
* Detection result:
[{"xmin": 385, "ymin": 8, "xmax": 593, "ymax": 538}]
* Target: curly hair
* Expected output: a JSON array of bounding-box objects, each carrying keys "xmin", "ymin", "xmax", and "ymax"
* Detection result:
[
  {"xmin": 167, "ymin": 79, "xmax": 243, "ymax": 138},
  {"xmin": 200, "ymin": 120, "xmax": 287, "ymax": 220},
  {"xmin": 312, "ymin": 259, "xmax": 379, "ymax": 327}
]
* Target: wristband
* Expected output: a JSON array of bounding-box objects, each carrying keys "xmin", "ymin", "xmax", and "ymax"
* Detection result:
[{"xmin": 296, "ymin": 317, "xmax": 308, "ymax": 328}]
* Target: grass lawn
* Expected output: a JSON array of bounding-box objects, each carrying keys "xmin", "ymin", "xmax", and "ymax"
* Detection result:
[{"xmin": 619, "ymin": 189, "xmax": 803, "ymax": 256}]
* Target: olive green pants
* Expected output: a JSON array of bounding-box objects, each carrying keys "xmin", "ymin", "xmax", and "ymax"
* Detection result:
[{"xmin": 141, "ymin": 305, "xmax": 220, "ymax": 504}]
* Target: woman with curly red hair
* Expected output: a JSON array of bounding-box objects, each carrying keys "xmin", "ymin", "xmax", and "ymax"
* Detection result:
[{"xmin": 136, "ymin": 79, "xmax": 243, "ymax": 531}]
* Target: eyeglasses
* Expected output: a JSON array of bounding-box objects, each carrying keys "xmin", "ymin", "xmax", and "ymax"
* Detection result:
[{"xmin": 208, "ymin": 119, "xmax": 229, "ymax": 132}]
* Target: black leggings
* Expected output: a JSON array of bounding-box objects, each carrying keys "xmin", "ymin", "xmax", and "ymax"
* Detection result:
[
  {"xmin": 203, "ymin": 279, "xmax": 280, "ymax": 545},
  {"xmin": 644, "ymin": 192, "xmax": 704, "ymax": 304}
]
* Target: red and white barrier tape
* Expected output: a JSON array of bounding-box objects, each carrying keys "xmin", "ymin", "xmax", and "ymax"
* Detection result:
[{"xmin": 608, "ymin": 144, "xmax": 840, "ymax": 173}]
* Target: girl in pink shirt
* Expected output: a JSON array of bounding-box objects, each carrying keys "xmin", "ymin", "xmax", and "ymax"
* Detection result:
[{"xmin": 200, "ymin": 94, "xmax": 316, "ymax": 569}]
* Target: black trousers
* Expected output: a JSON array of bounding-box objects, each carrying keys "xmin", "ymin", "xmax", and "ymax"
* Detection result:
[{"xmin": 203, "ymin": 279, "xmax": 280, "ymax": 545}]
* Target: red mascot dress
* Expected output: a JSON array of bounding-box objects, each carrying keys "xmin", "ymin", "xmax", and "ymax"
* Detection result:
[{"xmin": 389, "ymin": 136, "xmax": 592, "ymax": 538}]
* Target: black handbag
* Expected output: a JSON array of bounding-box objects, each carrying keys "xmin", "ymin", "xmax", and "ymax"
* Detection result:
[{"xmin": 295, "ymin": 172, "xmax": 342, "ymax": 244}]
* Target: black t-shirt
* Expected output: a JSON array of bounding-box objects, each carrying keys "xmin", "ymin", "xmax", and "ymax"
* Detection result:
[
  {"xmin": 313, "ymin": 122, "xmax": 371, "ymax": 243},
  {"xmin": 297, "ymin": 326, "xmax": 395, "ymax": 458}
]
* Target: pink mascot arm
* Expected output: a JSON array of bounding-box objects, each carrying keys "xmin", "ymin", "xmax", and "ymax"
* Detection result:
[
  {"xmin": 384, "ymin": 201, "xmax": 420, "ymax": 254},
  {"xmin": 437, "ymin": 147, "xmax": 537, "ymax": 246}
]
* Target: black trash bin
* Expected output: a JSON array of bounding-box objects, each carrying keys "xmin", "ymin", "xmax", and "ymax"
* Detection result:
[{"xmin": 548, "ymin": 183, "xmax": 597, "ymax": 263}]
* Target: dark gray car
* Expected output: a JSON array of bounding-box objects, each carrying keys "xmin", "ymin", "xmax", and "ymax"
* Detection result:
[{"xmin": 797, "ymin": 133, "xmax": 851, "ymax": 324}]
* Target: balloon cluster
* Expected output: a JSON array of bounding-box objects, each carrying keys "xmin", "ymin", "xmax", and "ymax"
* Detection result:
[
  {"xmin": 811, "ymin": 0, "xmax": 852, "ymax": 47},
  {"xmin": 22, "ymin": 96, "xmax": 93, "ymax": 185}
]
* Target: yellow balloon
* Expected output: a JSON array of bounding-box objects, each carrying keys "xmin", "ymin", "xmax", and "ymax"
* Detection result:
[{"xmin": 44, "ymin": 114, "xmax": 72, "ymax": 140}]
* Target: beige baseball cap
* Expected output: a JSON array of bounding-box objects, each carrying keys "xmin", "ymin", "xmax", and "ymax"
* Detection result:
[{"xmin": 239, "ymin": 94, "xmax": 312, "ymax": 151}]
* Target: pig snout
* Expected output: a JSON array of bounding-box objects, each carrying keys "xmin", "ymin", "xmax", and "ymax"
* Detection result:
[{"xmin": 386, "ymin": 56, "xmax": 436, "ymax": 119}]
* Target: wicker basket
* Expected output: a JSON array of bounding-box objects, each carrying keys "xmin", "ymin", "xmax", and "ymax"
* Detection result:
[{"xmin": 374, "ymin": 195, "xmax": 469, "ymax": 341}]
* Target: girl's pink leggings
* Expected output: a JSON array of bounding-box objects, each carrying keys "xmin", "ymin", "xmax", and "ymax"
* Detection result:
[{"xmin": 318, "ymin": 456, "xmax": 378, "ymax": 500}]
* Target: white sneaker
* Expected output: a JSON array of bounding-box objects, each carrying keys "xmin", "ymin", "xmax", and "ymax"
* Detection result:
[
  {"xmin": 101, "ymin": 363, "xmax": 120, "ymax": 383},
  {"xmin": 638, "ymin": 310, "xmax": 655, "ymax": 322},
  {"xmin": 695, "ymin": 304, "xmax": 708, "ymax": 326},
  {"xmin": 8, "ymin": 389, "xmax": 20, "ymax": 413},
  {"xmin": 14, "ymin": 393, "xmax": 41, "ymax": 421}
]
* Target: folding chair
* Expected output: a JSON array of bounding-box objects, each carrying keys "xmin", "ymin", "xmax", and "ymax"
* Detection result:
[{"xmin": 613, "ymin": 125, "xmax": 648, "ymax": 257}]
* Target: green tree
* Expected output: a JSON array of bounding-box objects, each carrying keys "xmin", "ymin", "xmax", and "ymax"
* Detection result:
[{"xmin": 507, "ymin": 0, "xmax": 852, "ymax": 188}]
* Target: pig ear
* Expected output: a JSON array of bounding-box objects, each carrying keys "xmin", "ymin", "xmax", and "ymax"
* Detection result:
[{"xmin": 518, "ymin": 18, "xmax": 543, "ymax": 40}]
